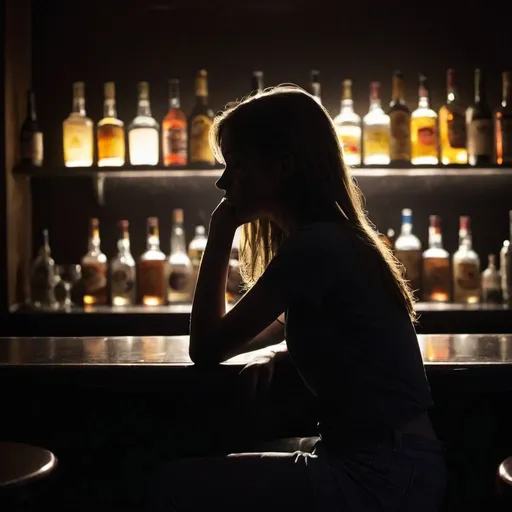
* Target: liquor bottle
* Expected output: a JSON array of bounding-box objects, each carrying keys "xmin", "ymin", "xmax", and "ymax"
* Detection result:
[
  {"xmin": 110, "ymin": 220, "xmax": 136, "ymax": 306},
  {"xmin": 507, "ymin": 211, "xmax": 512, "ymax": 305},
  {"xmin": 138, "ymin": 217, "xmax": 167, "ymax": 306},
  {"xmin": 495, "ymin": 70, "xmax": 512, "ymax": 166},
  {"xmin": 333, "ymin": 79, "xmax": 361, "ymax": 166},
  {"xmin": 438, "ymin": 69, "xmax": 468, "ymax": 165},
  {"xmin": 167, "ymin": 209, "xmax": 193, "ymax": 303},
  {"xmin": 81, "ymin": 218, "xmax": 108, "ymax": 305},
  {"xmin": 251, "ymin": 71, "xmax": 264, "ymax": 94},
  {"xmin": 388, "ymin": 71, "xmax": 411, "ymax": 165},
  {"xmin": 20, "ymin": 89, "xmax": 43, "ymax": 166},
  {"xmin": 362, "ymin": 81, "xmax": 390, "ymax": 165},
  {"xmin": 30, "ymin": 229, "xmax": 56, "ymax": 309},
  {"xmin": 63, "ymin": 82, "xmax": 94, "ymax": 167},
  {"xmin": 97, "ymin": 82, "xmax": 125, "ymax": 167},
  {"xmin": 188, "ymin": 70, "xmax": 215, "ymax": 166},
  {"xmin": 162, "ymin": 79, "xmax": 187, "ymax": 167},
  {"xmin": 309, "ymin": 70, "xmax": 322, "ymax": 105},
  {"xmin": 422, "ymin": 215, "xmax": 450, "ymax": 302},
  {"xmin": 394, "ymin": 208, "xmax": 422, "ymax": 296},
  {"xmin": 500, "ymin": 239, "xmax": 509, "ymax": 303},
  {"xmin": 411, "ymin": 74, "xmax": 438, "ymax": 165},
  {"xmin": 481, "ymin": 254, "xmax": 502, "ymax": 304},
  {"xmin": 452, "ymin": 216, "xmax": 480, "ymax": 303},
  {"xmin": 188, "ymin": 224, "xmax": 207, "ymax": 287},
  {"xmin": 226, "ymin": 227, "xmax": 244, "ymax": 304},
  {"xmin": 466, "ymin": 69, "xmax": 493, "ymax": 166},
  {"xmin": 128, "ymin": 81, "xmax": 159, "ymax": 165}
]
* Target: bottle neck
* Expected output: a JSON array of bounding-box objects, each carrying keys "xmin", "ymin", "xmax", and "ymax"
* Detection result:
[
  {"xmin": 392, "ymin": 77, "xmax": 405, "ymax": 103},
  {"xmin": 147, "ymin": 233, "xmax": 160, "ymax": 252},
  {"xmin": 171, "ymin": 224, "xmax": 187, "ymax": 254},
  {"xmin": 170, "ymin": 95, "xmax": 180, "ymax": 109},
  {"xmin": 475, "ymin": 71, "xmax": 486, "ymax": 104},
  {"xmin": 104, "ymin": 99, "xmax": 117, "ymax": 118},
  {"xmin": 458, "ymin": 229, "xmax": 473, "ymax": 250},
  {"xmin": 27, "ymin": 92, "xmax": 37, "ymax": 121},
  {"xmin": 502, "ymin": 73, "xmax": 512, "ymax": 107},
  {"xmin": 137, "ymin": 97, "xmax": 152, "ymax": 117},
  {"xmin": 401, "ymin": 222, "xmax": 413, "ymax": 236},
  {"xmin": 73, "ymin": 95, "xmax": 86, "ymax": 116},
  {"xmin": 118, "ymin": 235, "xmax": 131, "ymax": 254},
  {"xmin": 89, "ymin": 230, "xmax": 101, "ymax": 253},
  {"xmin": 418, "ymin": 83, "xmax": 430, "ymax": 109},
  {"xmin": 428, "ymin": 227, "xmax": 443, "ymax": 249}
]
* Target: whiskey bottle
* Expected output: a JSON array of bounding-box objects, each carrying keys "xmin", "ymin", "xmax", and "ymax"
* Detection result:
[
  {"xmin": 138, "ymin": 217, "xmax": 167, "ymax": 306},
  {"xmin": 388, "ymin": 71, "xmax": 411, "ymax": 165},
  {"xmin": 251, "ymin": 71, "xmax": 264, "ymax": 94},
  {"xmin": 162, "ymin": 79, "xmax": 187, "ymax": 167},
  {"xmin": 81, "ymin": 218, "xmax": 108, "ymax": 305},
  {"xmin": 394, "ymin": 208, "xmax": 422, "ymax": 296},
  {"xmin": 20, "ymin": 89, "xmax": 43, "ymax": 167},
  {"xmin": 411, "ymin": 74, "xmax": 438, "ymax": 165},
  {"xmin": 500, "ymin": 239, "xmax": 509, "ymax": 303},
  {"xmin": 481, "ymin": 254, "xmax": 502, "ymax": 304},
  {"xmin": 438, "ymin": 69, "xmax": 467, "ymax": 165},
  {"xmin": 333, "ymin": 79, "xmax": 361, "ymax": 166},
  {"xmin": 188, "ymin": 224, "xmax": 207, "ymax": 288},
  {"xmin": 30, "ymin": 229, "xmax": 57, "ymax": 309},
  {"xmin": 495, "ymin": 71, "xmax": 512, "ymax": 166},
  {"xmin": 167, "ymin": 209, "xmax": 193, "ymax": 304},
  {"xmin": 188, "ymin": 70, "xmax": 215, "ymax": 166},
  {"xmin": 309, "ymin": 70, "xmax": 322, "ymax": 104},
  {"xmin": 466, "ymin": 69, "xmax": 493, "ymax": 166},
  {"xmin": 128, "ymin": 81, "xmax": 159, "ymax": 165},
  {"xmin": 110, "ymin": 220, "xmax": 136, "ymax": 306},
  {"xmin": 422, "ymin": 215, "xmax": 450, "ymax": 302},
  {"xmin": 363, "ymin": 81, "xmax": 390, "ymax": 166},
  {"xmin": 63, "ymin": 82, "xmax": 94, "ymax": 167},
  {"xmin": 97, "ymin": 82, "xmax": 125, "ymax": 167},
  {"xmin": 452, "ymin": 216, "xmax": 480, "ymax": 303}
]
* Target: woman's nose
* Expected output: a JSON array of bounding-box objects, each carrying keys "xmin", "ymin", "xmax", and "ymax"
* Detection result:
[{"xmin": 215, "ymin": 168, "xmax": 231, "ymax": 191}]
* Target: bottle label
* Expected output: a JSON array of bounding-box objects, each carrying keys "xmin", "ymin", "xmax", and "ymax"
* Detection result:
[
  {"xmin": 21, "ymin": 132, "xmax": 43, "ymax": 166},
  {"xmin": 111, "ymin": 266, "xmax": 136, "ymax": 296},
  {"xmin": 189, "ymin": 115, "xmax": 214, "ymax": 164},
  {"xmin": 394, "ymin": 249, "xmax": 422, "ymax": 294},
  {"xmin": 447, "ymin": 113, "xmax": 467, "ymax": 149},
  {"xmin": 454, "ymin": 261, "xmax": 480, "ymax": 291},
  {"xmin": 64, "ymin": 125, "xmax": 93, "ymax": 164},
  {"xmin": 389, "ymin": 110, "xmax": 411, "ymax": 160},
  {"xmin": 164, "ymin": 127, "xmax": 187, "ymax": 159},
  {"xmin": 422, "ymin": 258, "xmax": 450, "ymax": 301},
  {"xmin": 82, "ymin": 262, "xmax": 108, "ymax": 301},
  {"xmin": 168, "ymin": 269, "xmax": 191, "ymax": 292},
  {"xmin": 363, "ymin": 125, "xmax": 390, "ymax": 156},
  {"xmin": 138, "ymin": 260, "xmax": 166, "ymax": 299},
  {"xmin": 417, "ymin": 125, "xmax": 437, "ymax": 147},
  {"xmin": 468, "ymin": 119, "xmax": 493, "ymax": 157},
  {"xmin": 501, "ymin": 119, "xmax": 512, "ymax": 163}
]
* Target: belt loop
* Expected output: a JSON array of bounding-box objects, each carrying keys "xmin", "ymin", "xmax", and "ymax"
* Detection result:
[{"xmin": 393, "ymin": 430, "xmax": 403, "ymax": 452}]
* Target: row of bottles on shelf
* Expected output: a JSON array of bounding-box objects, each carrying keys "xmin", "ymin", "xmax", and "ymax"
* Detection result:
[
  {"xmin": 29, "ymin": 210, "xmax": 244, "ymax": 310},
  {"xmin": 20, "ymin": 68, "xmax": 512, "ymax": 169},
  {"xmin": 386, "ymin": 209, "xmax": 506, "ymax": 304}
]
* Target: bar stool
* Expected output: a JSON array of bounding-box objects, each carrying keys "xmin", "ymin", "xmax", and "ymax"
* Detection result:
[{"xmin": 0, "ymin": 441, "xmax": 58, "ymax": 509}]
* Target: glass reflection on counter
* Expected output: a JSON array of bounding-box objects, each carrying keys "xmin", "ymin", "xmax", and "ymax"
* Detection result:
[
  {"xmin": 83, "ymin": 337, "xmax": 108, "ymax": 362},
  {"xmin": 141, "ymin": 336, "xmax": 166, "ymax": 362},
  {"xmin": 422, "ymin": 335, "xmax": 451, "ymax": 361}
]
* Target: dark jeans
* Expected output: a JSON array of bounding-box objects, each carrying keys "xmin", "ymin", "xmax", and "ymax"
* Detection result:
[{"xmin": 146, "ymin": 431, "xmax": 447, "ymax": 512}]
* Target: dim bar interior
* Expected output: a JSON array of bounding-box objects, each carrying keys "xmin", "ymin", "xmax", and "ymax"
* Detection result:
[{"xmin": 2, "ymin": 1, "xmax": 512, "ymax": 510}]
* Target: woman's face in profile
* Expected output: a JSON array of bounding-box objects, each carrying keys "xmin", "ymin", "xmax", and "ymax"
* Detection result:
[{"xmin": 216, "ymin": 127, "xmax": 281, "ymax": 222}]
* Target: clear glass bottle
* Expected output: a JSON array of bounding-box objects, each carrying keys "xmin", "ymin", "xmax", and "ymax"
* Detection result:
[
  {"xmin": 129, "ymin": 81, "xmax": 159, "ymax": 166},
  {"xmin": 251, "ymin": 71, "xmax": 264, "ymax": 94},
  {"xmin": 394, "ymin": 208, "xmax": 422, "ymax": 296},
  {"xmin": 81, "ymin": 218, "xmax": 108, "ymax": 306},
  {"xmin": 30, "ymin": 229, "xmax": 57, "ymax": 309},
  {"xmin": 422, "ymin": 215, "xmax": 450, "ymax": 302},
  {"xmin": 63, "ymin": 82, "xmax": 94, "ymax": 167},
  {"xmin": 138, "ymin": 217, "xmax": 167, "ymax": 306},
  {"xmin": 162, "ymin": 79, "xmax": 187, "ymax": 167},
  {"xmin": 481, "ymin": 254, "xmax": 502, "ymax": 304},
  {"xmin": 363, "ymin": 81, "xmax": 390, "ymax": 165},
  {"xmin": 466, "ymin": 69, "xmax": 493, "ymax": 166},
  {"xmin": 500, "ymin": 239, "xmax": 509, "ymax": 303},
  {"xmin": 110, "ymin": 220, "xmax": 136, "ymax": 306},
  {"xmin": 495, "ymin": 70, "xmax": 512, "ymax": 166},
  {"xmin": 97, "ymin": 81, "xmax": 125, "ymax": 167},
  {"xmin": 309, "ymin": 70, "xmax": 322, "ymax": 105},
  {"xmin": 411, "ymin": 74, "xmax": 438, "ymax": 165},
  {"xmin": 188, "ymin": 224, "xmax": 207, "ymax": 288},
  {"xmin": 438, "ymin": 69, "xmax": 468, "ymax": 165},
  {"xmin": 333, "ymin": 79, "xmax": 361, "ymax": 166},
  {"xmin": 20, "ymin": 89, "xmax": 43, "ymax": 167},
  {"xmin": 388, "ymin": 71, "xmax": 411, "ymax": 165},
  {"xmin": 452, "ymin": 216, "xmax": 480, "ymax": 303},
  {"xmin": 167, "ymin": 209, "xmax": 193, "ymax": 303}
]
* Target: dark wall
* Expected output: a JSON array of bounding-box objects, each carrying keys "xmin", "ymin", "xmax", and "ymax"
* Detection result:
[{"xmin": 30, "ymin": 0, "xmax": 512, "ymax": 265}]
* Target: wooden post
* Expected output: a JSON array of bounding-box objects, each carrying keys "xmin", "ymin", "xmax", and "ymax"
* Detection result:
[{"xmin": 1, "ymin": 0, "xmax": 32, "ymax": 311}]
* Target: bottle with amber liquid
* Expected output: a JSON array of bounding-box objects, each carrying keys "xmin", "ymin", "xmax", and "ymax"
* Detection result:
[
  {"xmin": 138, "ymin": 217, "xmax": 167, "ymax": 306},
  {"xmin": 110, "ymin": 220, "xmax": 136, "ymax": 306},
  {"xmin": 411, "ymin": 74, "xmax": 438, "ymax": 165},
  {"xmin": 188, "ymin": 224, "xmax": 207, "ymax": 289},
  {"xmin": 452, "ymin": 216, "xmax": 480, "ymax": 303},
  {"xmin": 388, "ymin": 71, "xmax": 411, "ymax": 166},
  {"xmin": 162, "ymin": 79, "xmax": 187, "ymax": 167},
  {"xmin": 495, "ymin": 70, "xmax": 512, "ymax": 166},
  {"xmin": 439, "ymin": 69, "xmax": 468, "ymax": 165},
  {"xmin": 422, "ymin": 215, "xmax": 450, "ymax": 302},
  {"xmin": 188, "ymin": 70, "xmax": 215, "ymax": 166},
  {"xmin": 363, "ymin": 81, "xmax": 390, "ymax": 166},
  {"xmin": 97, "ymin": 82, "xmax": 125, "ymax": 167},
  {"xmin": 81, "ymin": 218, "xmax": 108, "ymax": 305}
]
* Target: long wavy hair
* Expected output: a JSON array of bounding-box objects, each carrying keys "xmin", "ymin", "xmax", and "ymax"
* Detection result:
[{"xmin": 210, "ymin": 85, "xmax": 416, "ymax": 321}]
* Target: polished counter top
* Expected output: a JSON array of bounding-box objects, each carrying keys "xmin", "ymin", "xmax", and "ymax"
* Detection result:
[{"xmin": 0, "ymin": 334, "xmax": 511, "ymax": 368}]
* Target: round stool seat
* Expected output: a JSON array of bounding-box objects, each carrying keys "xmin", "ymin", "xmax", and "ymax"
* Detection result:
[
  {"xmin": 499, "ymin": 457, "xmax": 512, "ymax": 487},
  {"xmin": 0, "ymin": 442, "xmax": 57, "ymax": 489}
]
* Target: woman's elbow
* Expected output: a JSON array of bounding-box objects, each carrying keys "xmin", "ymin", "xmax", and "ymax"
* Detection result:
[{"xmin": 188, "ymin": 338, "xmax": 226, "ymax": 366}]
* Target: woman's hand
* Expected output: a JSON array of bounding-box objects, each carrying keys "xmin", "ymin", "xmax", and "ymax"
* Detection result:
[{"xmin": 210, "ymin": 199, "xmax": 240, "ymax": 233}]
